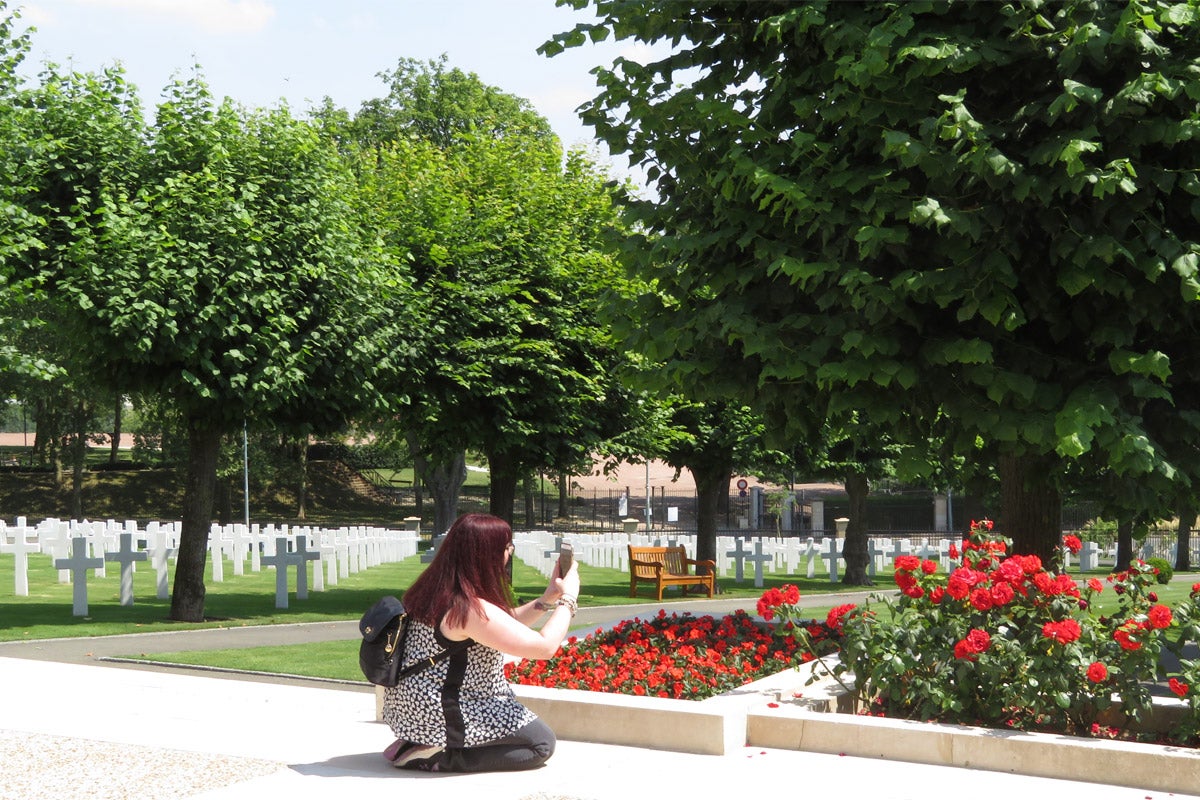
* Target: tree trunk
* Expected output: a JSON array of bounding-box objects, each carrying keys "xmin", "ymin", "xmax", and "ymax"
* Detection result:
[
  {"xmin": 691, "ymin": 463, "xmax": 730, "ymax": 572},
  {"xmin": 296, "ymin": 439, "xmax": 308, "ymax": 520},
  {"xmin": 1115, "ymin": 517, "xmax": 1134, "ymax": 573},
  {"xmin": 487, "ymin": 449, "xmax": 519, "ymax": 525},
  {"xmin": 170, "ymin": 419, "xmax": 222, "ymax": 622},
  {"xmin": 110, "ymin": 395, "xmax": 122, "ymax": 464},
  {"xmin": 557, "ymin": 472, "xmax": 569, "ymax": 519},
  {"xmin": 997, "ymin": 451, "xmax": 1062, "ymax": 563},
  {"xmin": 842, "ymin": 470, "xmax": 872, "ymax": 585},
  {"xmin": 418, "ymin": 449, "xmax": 466, "ymax": 536},
  {"xmin": 1177, "ymin": 500, "xmax": 1194, "ymax": 573}
]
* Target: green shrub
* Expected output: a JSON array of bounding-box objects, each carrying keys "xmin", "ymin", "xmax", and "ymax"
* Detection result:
[{"xmin": 1146, "ymin": 557, "xmax": 1174, "ymax": 585}]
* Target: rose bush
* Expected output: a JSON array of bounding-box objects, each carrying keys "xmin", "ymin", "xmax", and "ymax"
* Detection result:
[
  {"xmin": 504, "ymin": 607, "xmax": 836, "ymax": 700},
  {"xmin": 763, "ymin": 520, "xmax": 1200, "ymax": 744}
]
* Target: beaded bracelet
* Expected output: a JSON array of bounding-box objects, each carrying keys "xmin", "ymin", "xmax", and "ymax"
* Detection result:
[{"xmin": 556, "ymin": 594, "xmax": 578, "ymax": 617}]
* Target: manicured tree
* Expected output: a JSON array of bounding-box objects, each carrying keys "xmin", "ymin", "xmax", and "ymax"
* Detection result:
[
  {"xmin": 39, "ymin": 74, "xmax": 392, "ymax": 620},
  {"xmin": 547, "ymin": 1, "xmax": 1200, "ymax": 561},
  {"xmin": 347, "ymin": 59, "xmax": 634, "ymax": 531}
]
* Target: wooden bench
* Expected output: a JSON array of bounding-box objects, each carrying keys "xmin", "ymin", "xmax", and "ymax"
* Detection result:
[{"xmin": 627, "ymin": 545, "xmax": 716, "ymax": 601}]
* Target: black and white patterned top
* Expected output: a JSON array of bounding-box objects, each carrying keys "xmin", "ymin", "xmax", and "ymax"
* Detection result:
[{"xmin": 381, "ymin": 619, "xmax": 537, "ymax": 748}]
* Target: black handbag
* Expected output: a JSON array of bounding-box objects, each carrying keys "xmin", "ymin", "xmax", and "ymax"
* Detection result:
[{"xmin": 358, "ymin": 595, "xmax": 469, "ymax": 686}]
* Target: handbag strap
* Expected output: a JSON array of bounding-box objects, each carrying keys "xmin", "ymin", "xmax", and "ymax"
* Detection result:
[{"xmin": 396, "ymin": 637, "xmax": 472, "ymax": 680}]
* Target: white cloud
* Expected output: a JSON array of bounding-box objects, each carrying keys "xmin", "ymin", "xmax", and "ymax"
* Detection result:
[
  {"xmin": 72, "ymin": 0, "xmax": 275, "ymax": 34},
  {"xmin": 15, "ymin": 4, "xmax": 59, "ymax": 26}
]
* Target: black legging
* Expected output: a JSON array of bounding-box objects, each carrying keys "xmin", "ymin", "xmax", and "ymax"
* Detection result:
[{"xmin": 436, "ymin": 719, "xmax": 556, "ymax": 772}]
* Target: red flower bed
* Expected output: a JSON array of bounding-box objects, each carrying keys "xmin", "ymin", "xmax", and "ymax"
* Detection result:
[{"xmin": 505, "ymin": 608, "xmax": 835, "ymax": 700}]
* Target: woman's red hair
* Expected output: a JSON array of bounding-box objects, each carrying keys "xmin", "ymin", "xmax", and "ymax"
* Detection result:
[{"xmin": 402, "ymin": 513, "xmax": 514, "ymax": 628}]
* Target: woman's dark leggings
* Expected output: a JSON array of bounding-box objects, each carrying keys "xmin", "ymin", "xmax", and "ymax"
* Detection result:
[{"xmin": 437, "ymin": 719, "xmax": 556, "ymax": 773}]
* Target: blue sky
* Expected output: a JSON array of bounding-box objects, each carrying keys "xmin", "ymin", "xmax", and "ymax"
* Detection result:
[{"xmin": 15, "ymin": 0, "xmax": 660, "ymax": 157}]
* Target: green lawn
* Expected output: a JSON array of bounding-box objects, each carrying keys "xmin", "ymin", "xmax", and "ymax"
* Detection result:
[
  {"xmin": 4, "ymin": 546, "xmax": 1195, "ymax": 682},
  {"xmin": 0, "ymin": 548, "xmax": 871, "ymax": 642}
]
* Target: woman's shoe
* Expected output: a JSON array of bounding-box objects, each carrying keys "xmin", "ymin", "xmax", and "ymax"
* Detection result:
[{"xmin": 389, "ymin": 741, "xmax": 445, "ymax": 771}]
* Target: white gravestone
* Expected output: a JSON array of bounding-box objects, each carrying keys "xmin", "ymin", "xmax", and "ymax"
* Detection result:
[
  {"xmin": 293, "ymin": 535, "xmax": 321, "ymax": 600},
  {"xmin": 146, "ymin": 526, "xmax": 177, "ymax": 600},
  {"xmin": 1, "ymin": 526, "xmax": 40, "ymax": 596},
  {"xmin": 725, "ymin": 537, "xmax": 751, "ymax": 583},
  {"xmin": 822, "ymin": 538, "xmax": 843, "ymax": 583},
  {"xmin": 260, "ymin": 537, "xmax": 293, "ymax": 609},
  {"xmin": 104, "ymin": 532, "xmax": 148, "ymax": 607},
  {"xmin": 55, "ymin": 536, "xmax": 104, "ymax": 616},
  {"xmin": 744, "ymin": 540, "xmax": 773, "ymax": 589},
  {"xmin": 1079, "ymin": 540, "xmax": 1100, "ymax": 572}
]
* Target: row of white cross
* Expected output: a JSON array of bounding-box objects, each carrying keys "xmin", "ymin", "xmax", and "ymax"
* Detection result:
[
  {"xmin": 4, "ymin": 518, "xmax": 1191, "ymax": 614},
  {"xmin": 0, "ymin": 517, "xmax": 418, "ymax": 615},
  {"xmin": 512, "ymin": 530, "xmax": 1187, "ymax": 589}
]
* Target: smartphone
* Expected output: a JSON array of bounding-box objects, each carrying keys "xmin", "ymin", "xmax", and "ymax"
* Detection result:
[{"xmin": 556, "ymin": 542, "xmax": 574, "ymax": 579}]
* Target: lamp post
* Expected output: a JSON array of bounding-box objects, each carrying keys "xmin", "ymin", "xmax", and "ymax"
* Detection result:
[{"xmin": 242, "ymin": 420, "xmax": 250, "ymax": 528}]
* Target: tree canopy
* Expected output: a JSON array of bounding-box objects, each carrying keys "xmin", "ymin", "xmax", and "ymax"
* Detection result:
[
  {"xmin": 15, "ymin": 63, "xmax": 393, "ymax": 620},
  {"xmin": 547, "ymin": 0, "xmax": 1200, "ymax": 559},
  {"xmin": 344, "ymin": 58, "xmax": 634, "ymax": 532}
]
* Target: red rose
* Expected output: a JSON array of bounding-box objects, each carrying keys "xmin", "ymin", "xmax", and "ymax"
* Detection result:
[
  {"xmin": 993, "ymin": 559, "xmax": 1024, "ymax": 584},
  {"xmin": 1041, "ymin": 618, "xmax": 1081, "ymax": 644},
  {"xmin": 954, "ymin": 628, "xmax": 991, "ymax": 660},
  {"xmin": 1114, "ymin": 623, "xmax": 1143, "ymax": 651},
  {"xmin": 990, "ymin": 582, "xmax": 1015, "ymax": 606},
  {"xmin": 970, "ymin": 587, "xmax": 993, "ymax": 612},
  {"xmin": 1062, "ymin": 534, "xmax": 1082, "ymax": 554},
  {"xmin": 1170, "ymin": 678, "xmax": 1189, "ymax": 698},
  {"xmin": 1147, "ymin": 604, "xmax": 1172, "ymax": 630},
  {"xmin": 826, "ymin": 603, "xmax": 857, "ymax": 632},
  {"xmin": 947, "ymin": 576, "xmax": 970, "ymax": 600},
  {"xmin": 1086, "ymin": 662, "xmax": 1108, "ymax": 683}
]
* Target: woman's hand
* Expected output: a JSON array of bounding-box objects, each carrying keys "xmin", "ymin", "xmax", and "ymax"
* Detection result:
[{"xmin": 546, "ymin": 560, "xmax": 580, "ymax": 603}]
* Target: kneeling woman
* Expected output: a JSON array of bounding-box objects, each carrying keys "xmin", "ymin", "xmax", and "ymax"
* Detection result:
[{"xmin": 382, "ymin": 513, "xmax": 580, "ymax": 772}]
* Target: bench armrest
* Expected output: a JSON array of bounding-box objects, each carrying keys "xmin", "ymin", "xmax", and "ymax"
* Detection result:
[
  {"xmin": 684, "ymin": 558, "xmax": 716, "ymax": 571},
  {"xmin": 629, "ymin": 558, "xmax": 665, "ymax": 574}
]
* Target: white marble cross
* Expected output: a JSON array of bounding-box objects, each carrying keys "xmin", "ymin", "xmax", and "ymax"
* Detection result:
[
  {"xmin": 0, "ymin": 525, "xmax": 40, "ymax": 596},
  {"xmin": 744, "ymin": 539, "xmax": 773, "ymax": 588},
  {"xmin": 104, "ymin": 532, "xmax": 148, "ymax": 606},
  {"xmin": 293, "ymin": 535, "xmax": 321, "ymax": 600},
  {"xmin": 1079, "ymin": 540, "xmax": 1100, "ymax": 571},
  {"xmin": 260, "ymin": 536, "xmax": 294, "ymax": 609},
  {"xmin": 866, "ymin": 538, "xmax": 888, "ymax": 579},
  {"xmin": 725, "ymin": 537, "xmax": 751, "ymax": 583},
  {"xmin": 208, "ymin": 526, "xmax": 227, "ymax": 582},
  {"xmin": 822, "ymin": 538, "xmax": 843, "ymax": 583},
  {"xmin": 146, "ymin": 526, "xmax": 177, "ymax": 600},
  {"xmin": 55, "ymin": 536, "xmax": 104, "ymax": 616}
]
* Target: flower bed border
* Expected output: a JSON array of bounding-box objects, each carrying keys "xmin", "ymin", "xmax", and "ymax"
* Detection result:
[
  {"xmin": 747, "ymin": 703, "xmax": 1200, "ymax": 795},
  {"xmin": 376, "ymin": 660, "xmax": 1200, "ymax": 793}
]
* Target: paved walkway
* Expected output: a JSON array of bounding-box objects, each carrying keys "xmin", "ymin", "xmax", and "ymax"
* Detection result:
[{"xmin": 1, "ymin": 595, "xmax": 1198, "ymax": 799}]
